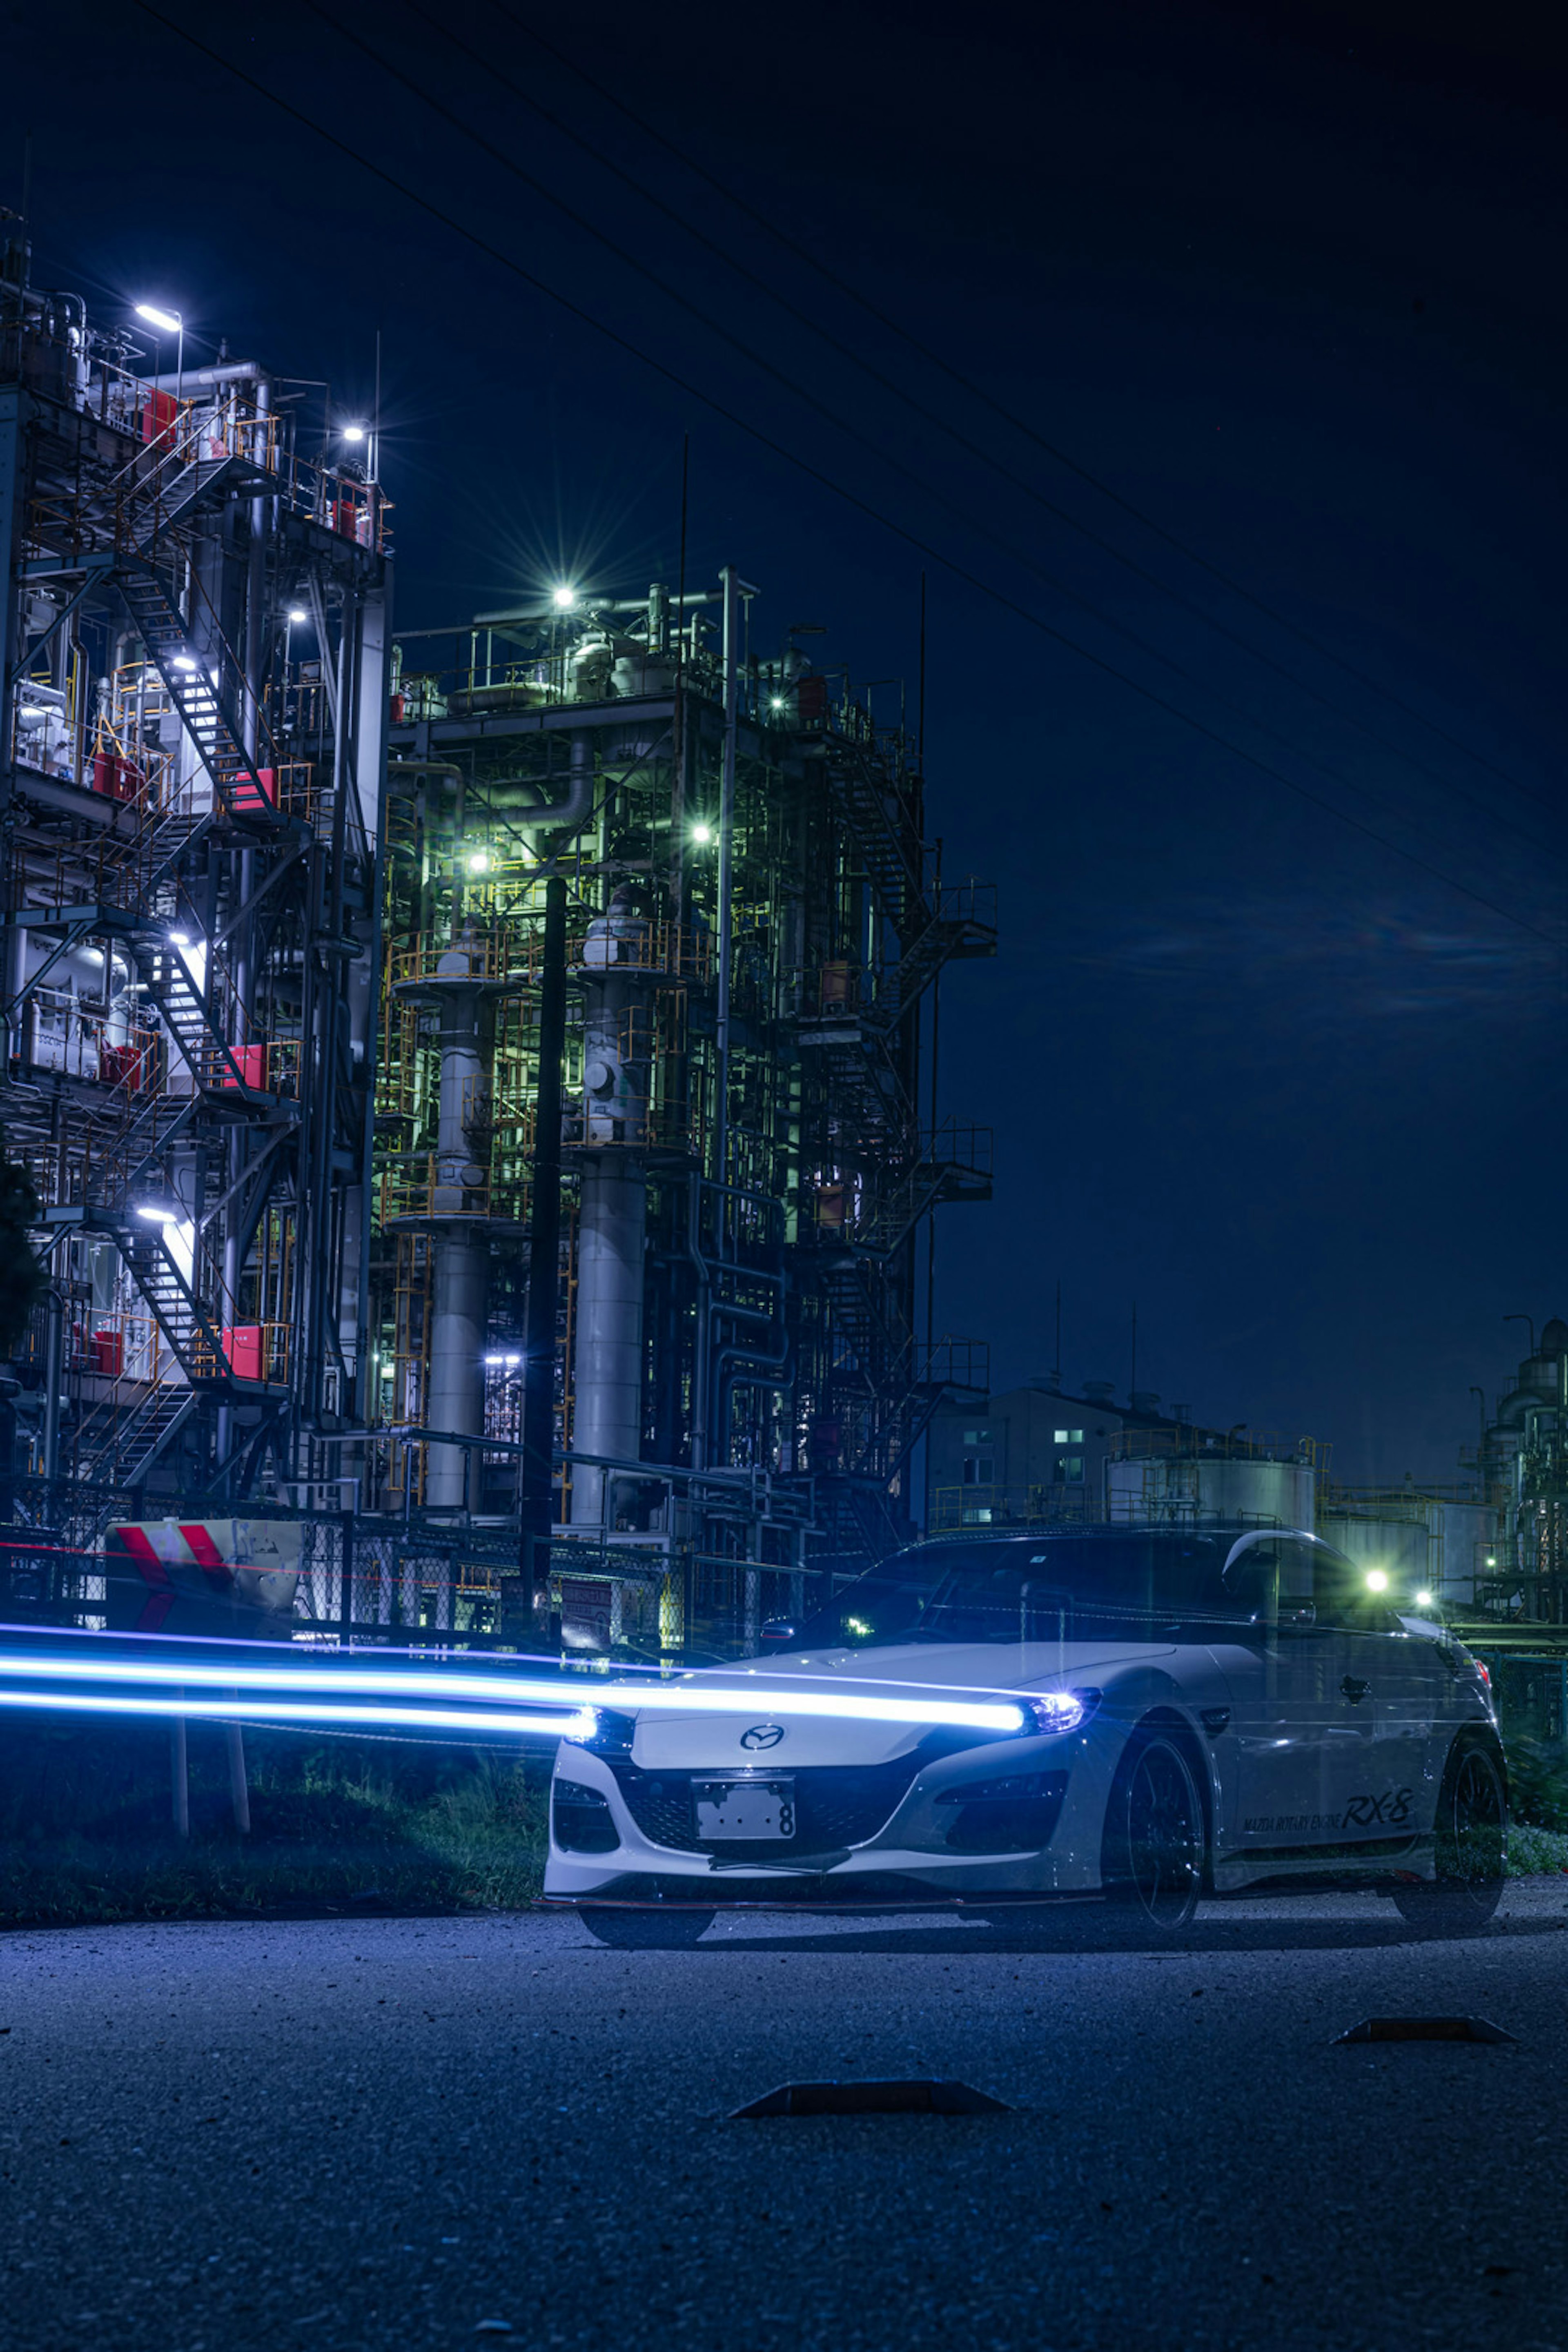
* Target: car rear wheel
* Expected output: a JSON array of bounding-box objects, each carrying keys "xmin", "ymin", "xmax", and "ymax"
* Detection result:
[
  {"xmin": 577, "ymin": 1905, "xmax": 715, "ymax": 1949},
  {"xmin": 1101, "ymin": 1726, "xmax": 1206, "ymax": 1940},
  {"xmin": 1392, "ymin": 1736, "xmax": 1506, "ymax": 1935}
]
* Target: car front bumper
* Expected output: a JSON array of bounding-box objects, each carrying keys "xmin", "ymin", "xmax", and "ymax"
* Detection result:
[{"xmin": 543, "ymin": 1728, "xmax": 1120, "ymax": 1900}]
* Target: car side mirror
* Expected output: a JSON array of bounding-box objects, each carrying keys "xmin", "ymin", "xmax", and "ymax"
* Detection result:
[
  {"xmin": 760, "ymin": 1618, "xmax": 797, "ymax": 1646},
  {"xmin": 1278, "ymin": 1597, "xmax": 1316, "ymax": 1631}
]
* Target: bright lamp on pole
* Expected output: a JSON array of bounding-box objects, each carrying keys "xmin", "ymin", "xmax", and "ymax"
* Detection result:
[{"xmin": 135, "ymin": 302, "xmax": 184, "ymax": 416}]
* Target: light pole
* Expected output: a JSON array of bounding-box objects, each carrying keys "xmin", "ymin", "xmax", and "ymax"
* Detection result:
[{"xmin": 134, "ymin": 301, "xmax": 184, "ymax": 438}]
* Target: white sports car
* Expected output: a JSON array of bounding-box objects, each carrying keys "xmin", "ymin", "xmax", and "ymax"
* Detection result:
[{"xmin": 545, "ymin": 1525, "xmax": 1506, "ymax": 1944}]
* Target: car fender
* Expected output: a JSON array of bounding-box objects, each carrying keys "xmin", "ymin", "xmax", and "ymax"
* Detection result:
[{"xmin": 1088, "ymin": 1666, "xmax": 1223, "ymax": 1849}]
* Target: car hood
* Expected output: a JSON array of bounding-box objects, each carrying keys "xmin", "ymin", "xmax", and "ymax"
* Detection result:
[{"xmin": 616, "ymin": 1638, "xmax": 1176, "ymax": 1771}]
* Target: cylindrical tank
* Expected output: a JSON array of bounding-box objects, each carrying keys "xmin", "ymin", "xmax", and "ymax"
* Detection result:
[
  {"xmin": 570, "ymin": 1160, "xmax": 646, "ymax": 1529},
  {"xmin": 426, "ymin": 1239, "xmax": 488, "ymax": 1511},
  {"xmin": 1434, "ymin": 1501, "xmax": 1499, "ymax": 1604},
  {"xmin": 1315, "ymin": 1511, "xmax": 1432, "ymax": 1592},
  {"xmin": 1107, "ymin": 1453, "xmax": 1315, "ymax": 1529},
  {"xmin": 425, "ymin": 965, "xmax": 489, "ymax": 1510}
]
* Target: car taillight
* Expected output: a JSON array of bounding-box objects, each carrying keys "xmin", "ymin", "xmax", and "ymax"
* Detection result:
[{"xmin": 1477, "ymin": 1660, "xmax": 1492, "ymax": 1689}]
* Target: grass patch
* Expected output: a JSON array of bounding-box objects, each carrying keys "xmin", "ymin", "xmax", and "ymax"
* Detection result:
[
  {"xmin": 1506, "ymin": 1822, "xmax": 1568, "ymax": 1878},
  {"xmin": 0, "ymin": 1722, "xmax": 548, "ymax": 1928}
]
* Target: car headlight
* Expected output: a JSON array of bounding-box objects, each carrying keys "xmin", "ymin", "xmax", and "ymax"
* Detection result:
[
  {"xmin": 1018, "ymin": 1689, "xmax": 1100, "ymax": 1737},
  {"xmin": 563, "ymin": 1706, "xmax": 636, "ymax": 1758}
]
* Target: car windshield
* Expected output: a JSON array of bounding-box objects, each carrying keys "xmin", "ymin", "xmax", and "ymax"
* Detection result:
[{"xmin": 787, "ymin": 1533, "xmax": 1242, "ymax": 1648}]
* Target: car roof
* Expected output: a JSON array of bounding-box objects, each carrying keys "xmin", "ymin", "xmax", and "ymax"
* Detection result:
[{"xmin": 898, "ymin": 1523, "xmax": 1312, "ymax": 1552}]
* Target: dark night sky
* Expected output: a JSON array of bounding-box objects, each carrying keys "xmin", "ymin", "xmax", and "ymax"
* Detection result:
[{"xmin": 5, "ymin": 0, "xmax": 1564, "ymax": 1483}]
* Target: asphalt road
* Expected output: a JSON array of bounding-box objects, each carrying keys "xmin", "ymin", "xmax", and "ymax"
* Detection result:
[{"xmin": 4, "ymin": 1887, "xmax": 1568, "ymax": 2352}]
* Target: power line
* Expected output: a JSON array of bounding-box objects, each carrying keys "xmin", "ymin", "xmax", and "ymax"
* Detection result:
[
  {"xmin": 399, "ymin": 0, "xmax": 1560, "ymax": 860},
  {"xmin": 294, "ymin": 0, "xmax": 1561, "ymax": 884},
  {"xmin": 305, "ymin": 0, "xmax": 1560, "ymax": 879},
  {"xmin": 487, "ymin": 0, "xmax": 1556, "ymax": 824},
  {"xmin": 129, "ymin": 0, "xmax": 1562, "ymax": 950}
]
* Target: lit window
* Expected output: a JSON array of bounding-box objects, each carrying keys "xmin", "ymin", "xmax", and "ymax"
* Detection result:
[
  {"xmin": 963, "ymin": 1428, "xmax": 991, "ymax": 1445},
  {"xmin": 961, "ymin": 1507, "xmax": 993, "ymax": 1525},
  {"xmin": 1054, "ymin": 1428, "xmax": 1084, "ymax": 1443}
]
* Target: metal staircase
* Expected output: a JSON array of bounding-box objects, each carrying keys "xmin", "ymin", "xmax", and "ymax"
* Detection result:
[
  {"xmin": 872, "ymin": 882, "xmax": 998, "ymax": 1029},
  {"xmin": 126, "ymin": 1225, "xmax": 228, "ymax": 1374},
  {"xmin": 846, "ymin": 1125, "xmax": 994, "ymax": 1260},
  {"xmin": 74, "ymin": 1368, "xmax": 198, "ymax": 1489},
  {"xmin": 820, "ymin": 737, "xmax": 927, "ymax": 935},
  {"xmin": 113, "ymin": 562, "xmax": 283, "ymax": 833}
]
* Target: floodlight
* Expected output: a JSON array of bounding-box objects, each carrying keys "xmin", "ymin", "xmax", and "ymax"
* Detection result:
[
  {"xmin": 551, "ymin": 585, "xmax": 577, "ymax": 609},
  {"xmin": 1365, "ymin": 1568, "xmax": 1389, "ymax": 1594},
  {"xmin": 341, "ymin": 424, "xmax": 366, "ymax": 444},
  {"xmin": 690, "ymin": 821, "xmax": 713, "ymax": 845},
  {"xmin": 135, "ymin": 303, "xmax": 181, "ymax": 334}
]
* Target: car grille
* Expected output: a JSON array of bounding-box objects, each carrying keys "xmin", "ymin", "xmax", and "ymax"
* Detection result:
[{"xmin": 608, "ymin": 1759, "xmax": 922, "ymax": 1858}]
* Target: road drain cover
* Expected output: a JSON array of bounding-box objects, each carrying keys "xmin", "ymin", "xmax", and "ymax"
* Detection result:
[
  {"xmin": 1333, "ymin": 2017, "xmax": 1516, "ymax": 2045},
  {"xmin": 733, "ymin": 2078, "xmax": 1010, "ymax": 2117}
]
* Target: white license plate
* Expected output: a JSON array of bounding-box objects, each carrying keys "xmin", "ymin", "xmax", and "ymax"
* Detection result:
[{"xmin": 693, "ymin": 1779, "xmax": 795, "ymax": 1840}]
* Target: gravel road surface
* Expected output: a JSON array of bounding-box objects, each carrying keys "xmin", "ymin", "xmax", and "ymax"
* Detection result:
[{"xmin": 4, "ymin": 1887, "xmax": 1567, "ymax": 2351}]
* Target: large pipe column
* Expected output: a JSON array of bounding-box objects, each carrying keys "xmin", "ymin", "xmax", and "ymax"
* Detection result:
[
  {"xmin": 570, "ymin": 1161, "xmax": 646, "ymax": 1530},
  {"xmin": 425, "ymin": 960, "xmax": 488, "ymax": 1512},
  {"xmin": 570, "ymin": 892, "xmax": 648, "ymax": 1530}
]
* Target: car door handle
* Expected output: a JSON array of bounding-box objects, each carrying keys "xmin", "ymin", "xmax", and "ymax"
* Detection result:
[{"xmin": 1340, "ymin": 1675, "xmax": 1371, "ymax": 1705}]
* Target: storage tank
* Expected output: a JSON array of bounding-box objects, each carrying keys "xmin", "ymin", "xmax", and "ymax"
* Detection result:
[
  {"xmin": 1434, "ymin": 1501, "xmax": 1499, "ymax": 1605},
  {"xmin": 1315, "ymin": 1509, "xmax": 1432, "ymax": 1591},
  {"xmin": 1106, "ymin": 1451, "xmax": 1314, "ymax": 1529}
]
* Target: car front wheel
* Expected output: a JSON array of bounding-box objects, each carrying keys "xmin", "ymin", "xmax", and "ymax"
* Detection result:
[
  {"xmin": 1392, "ymin": 1736, "xmax": 1506, "ymax": 1935},
  {"xmin": 1101, "ymin": 1726, "xmax": 1207, "ymax": 1940}
]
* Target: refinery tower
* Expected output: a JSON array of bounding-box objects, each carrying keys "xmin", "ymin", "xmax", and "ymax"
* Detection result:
[
  {"xmin": 0, "ymin": 234, "xmax": 996, "ymax": 1653},
  {"xmin": 380, "ymin": 579, "xmax": 996, "ymax": 1649}
]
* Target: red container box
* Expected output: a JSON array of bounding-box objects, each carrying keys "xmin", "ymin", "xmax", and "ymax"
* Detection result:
[
  {"xmin": 90, "ymin": 1328, "xmax": 124, "ymax": 1377},
  {"xmin": 142, "ymin": 390, "xmax": 179, "ymax": 450},
  {"xmin": 100, "ymin": 1041, "xmax": 147, "ymax": 1091},
  {"xmin": 91, "ymin": 751, "xmax": 140, "ymax": 801},
  {"xmin": 222, "ymin": 1324, "xmax": 264, "ymax": 1381},
  {"xmin": 218, "ymin": 1043, "xmax": 267, "ymax": 1091},
  {"xmin": 232, "ymin": 767, "xmax": 276, "ymax": 813}
]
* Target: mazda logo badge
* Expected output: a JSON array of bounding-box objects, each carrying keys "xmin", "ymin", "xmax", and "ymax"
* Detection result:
[{"xmin": 740, "ymin": 1723, "xmax": 786, "ymax": 1751}]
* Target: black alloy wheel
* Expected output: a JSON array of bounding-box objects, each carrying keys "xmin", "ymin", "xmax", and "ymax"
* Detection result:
[
  {"xmin": 1102, "ymin": 1727, "xmax": 1206, "ymax": 1940},
  {"xmin": 1392, "ymin": 1737, "xmax": 1507, "ymax": 1934},
  {"xmin": 578, "ymin": 1905, "xmax": 715, "ymax": 1949}
]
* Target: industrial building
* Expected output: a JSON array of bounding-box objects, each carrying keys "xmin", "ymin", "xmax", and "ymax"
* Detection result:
[
  {"xmin": 0, "ymin": 241, "xmax": 998, "ymax": 1650},
  {"xmin": 1463, "ymin": 1315, "xmax": 1568, "ymax": 1620},
  {"xmin": 0, "ymin": 227, "xmax": 386, "ymax": 1526},
  {"xmin": 5, "ymin": 228, "xmax": 1548, "ymax": 1665},
  {"xmin": 929, "ymin": 1376, "xmax": 1500, "ymax": 1607},
  {"xmin": 376, "ymin": 576, "xmax": 995, "ymax": 1648}
]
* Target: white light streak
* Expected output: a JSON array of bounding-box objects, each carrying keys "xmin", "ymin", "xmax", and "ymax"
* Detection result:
[
  {"xmin": 0, "ymin": 1686, "xmax": 592, "ymax": 1737},
  {"xmin": 0, "ymin": 1651, "xmax": 1028, "ymax": 1734}
]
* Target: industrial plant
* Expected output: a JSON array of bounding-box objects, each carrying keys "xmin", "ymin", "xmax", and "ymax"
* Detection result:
[
  {"xmin": 2, "ymin": 241, "xmax": 1565, "ymax": 1676},
  {"xmin": 0, "ymin": 238, "xmax": 997, "ymax": 1652}
]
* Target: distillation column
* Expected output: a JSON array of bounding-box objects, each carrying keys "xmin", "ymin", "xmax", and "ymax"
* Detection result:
[
  {"xmin": 425, "ymin": 953, "xmax": 489, "ymax": 1512},
  {"xmin": 570, "ymin": 889, "xmax": 649, "ymax": 1530}
]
